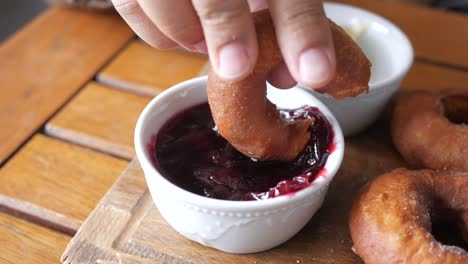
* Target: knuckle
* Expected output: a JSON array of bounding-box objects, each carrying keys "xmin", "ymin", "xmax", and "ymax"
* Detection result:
[
  {"xmin": 195, "ymin": 1, "xmax": 248, "ymax": 26},
  {"xmin": 139, "ymin": 32, "xmax": 177, "ymax": 50},
  {"xmin": 147, "ymin": 40, "xmax": 177, "ymax": 50},
  {"xmin": 111, "ymin": 0, "xmax": 140, "ymax": 16},
  {"xmin": 281, "ymin": 2, "xmax": 325, "ymax": 26},
  {"xmin": 277, "ymin": 2, "xmax": 330, "ymax": 45},
  {"xmin": 112, "ymin": 0, "xmax": 148, "ymax": 27},
  {"xmin": 111, "ymin": 0, "xmax": 178, "ymax": 49},
  {"xmin": 158, "ymin": 23, "xmax": 201, "ymax": 43}
]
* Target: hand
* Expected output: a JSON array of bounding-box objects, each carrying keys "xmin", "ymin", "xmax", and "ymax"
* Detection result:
[{"xmin": 111, "ymin": 0, "xmax": 336, "ymax": 89}]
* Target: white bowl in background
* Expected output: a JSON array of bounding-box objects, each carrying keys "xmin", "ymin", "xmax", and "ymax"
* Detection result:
[
  {"xmin": 302, "ymin": 2, "xmax": 414, "ymax": 136},
  {"xmin": 135, "ymin": 76, "xmax": 344, "ymax": 253}
]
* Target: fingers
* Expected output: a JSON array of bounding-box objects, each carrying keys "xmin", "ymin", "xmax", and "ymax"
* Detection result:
[
  {"xmin": 247, "ymin": 0, "xmax": 268, "ymax": 12},
  {"xmin": 267, "ymin": 63, "xmax": 297, "ymax": 89},
  {"xmin": 114, "ymin": 0, "xmax": 333, "ymax": 87},
  {"xmin": 137, "ymin": 0, "xmax": 206, "ymax": 51},
  {"xmin": 268, "ymin": 0, "xmax": 336, "ymax": 88},
  {"xmin": 192, "ymin": 0, "xmax": 257, "ymax": 80},
  {"xmin": 111, "ymin": 0, "xmax": 177, "ymax": 49}
]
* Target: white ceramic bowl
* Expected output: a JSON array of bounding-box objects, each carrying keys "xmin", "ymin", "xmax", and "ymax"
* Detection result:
[
  {"xmin": 303, "ymin": 2, "xmax": 414, "ymax": 136},
  {"xmin": 135, "ymin": 76, "xmax": 344, "ymax": 253}
]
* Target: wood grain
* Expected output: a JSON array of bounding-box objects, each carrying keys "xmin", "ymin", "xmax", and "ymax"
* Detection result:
[
  {"xmin": 95, "ymin": 40, "xmax": 468, "ymax": 100},
  {"xmin": 337, "ymin": 0, "xmax": 468, "ymax": 69},
  {"xmin": 97, "ymin": 41, "xmax": 208, "ymax": 96},
  {"xmin": 62, "ymin": 159, "xmax": 149, "ymax": 264},
  {"xmin": 128, "ymin": 123, "xmax": 405, "ymax": 264},
  {"xmin": 0, "ymin": 134, "xmax": 128, "ymax": 231},
  {"xmin": 0, "ymin": 194, "xmax": 81, "ymax": 236},
  {"xmin": 45, "ymin": 82, "xmax": 151, "ymax": 160},
  {"xmin": 117, "ymin": 0, "xmax": 468, "ymax": 70},
  {"xmin": 0, "ymin": 212, "xmax": 70, "ymax": 264},
  {"xmin": 60, "ymin": 57, "xmax": 468, "ymax": 263},
  {"xmin": 402, "ymin": 61, "xmax": 468, "ymax": 91},
  {"xmin": 62, "ymin": 116, "xmax": 408, "ymax": 263},
  {"xmin": 0, "ymin": 6, "xmax": 134, "ymax": 165}
]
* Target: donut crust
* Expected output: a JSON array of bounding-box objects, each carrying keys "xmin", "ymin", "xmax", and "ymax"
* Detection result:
[
  {"xmin": 349, "ymin": 168, "xmax": 468, "ymax": 264},
  {"xmin": 319, "ymin": 20, "xmax": 371, "ymax": 99},
  {"xmin": 207, "ymin": 10, "xmax": 370, "ymax": 160},
  {"xmin": 392, "ymin": 90, "xmax": 468, "ymax": 171}
]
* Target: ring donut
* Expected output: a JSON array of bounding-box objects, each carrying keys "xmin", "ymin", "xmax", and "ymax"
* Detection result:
[
  {"xmin": 208, "ymin": 10, "xmax": 371, "ymax": 160},
  {"xmin": 349, "ymin": 168, "xmax": 468, "ymax": 264},
  {"xmin": 392, "ymin": 90, "xmax": 468, "ymax": 171}
]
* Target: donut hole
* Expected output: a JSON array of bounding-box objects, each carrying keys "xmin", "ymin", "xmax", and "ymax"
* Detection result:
[
  {"xmin": 442, "ymin": 95, "xmax": 468, "ymax": 124},
  {"xmin": 430, "ymin": 209, "xmax": 468, "ymax": 250},
  {"xmin": 431, "ymin": 222, "xmax": 468, "ymax": 250}
]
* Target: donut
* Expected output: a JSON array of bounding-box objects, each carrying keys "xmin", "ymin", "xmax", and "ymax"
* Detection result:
[
  {"xmin": 207, "ymin": 10, "xmax": 371, "ymax": 160},
  {"xmin": 391, "ymin": 90, "xmax": 468, "ymax": 171},
  {"xmin": 349, "ymin": 168, "xmax": 468, "ymax": 264}
]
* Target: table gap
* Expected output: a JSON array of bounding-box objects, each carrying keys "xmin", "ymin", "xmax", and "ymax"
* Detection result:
[
  {"xmin": 0, "ymin": 133, "xmax": 128, "ymax": 235},
  {"xmin": 0, "ymin": 195, "xmax": 78, "ymax": 236},
  {"xmin": 43, "ymin": 128, "xmax": 134, "ymax": 161},
  {"xmin": 415, "ymin": 57, "xmax": 468, "ymax": 73},
  {"xmin": 0, "ymin": 37, "xmax": 139, "ymax": 169}
]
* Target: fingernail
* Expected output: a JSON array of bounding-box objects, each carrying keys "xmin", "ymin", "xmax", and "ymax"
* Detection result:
[
  {"xmin": 299, "ymin": 48, "xmax": 332, "ymax": 86},
  {"xmin": 191, "ymin": 40, "xmax": 208, "ymax": 53},
  {"xmin": 218, "ymin": 42, "xmax": 250, "ymax": 79}
]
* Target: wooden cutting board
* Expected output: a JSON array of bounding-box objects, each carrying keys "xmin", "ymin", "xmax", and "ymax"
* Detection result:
[{"xmin": 62, "ymin": 114, "xmax": 408, "ymax": 264}]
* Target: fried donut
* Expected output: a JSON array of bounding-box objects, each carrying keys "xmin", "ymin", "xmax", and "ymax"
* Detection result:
[
  {"xmin": 392, "ymin": 90, "xmax": 468, "ymax": 171},
  {"xmin": 208, "ymin": 10, "xmax": 371, "ymax": 160},
  {"xmin": 349, "ymin": 168, "xmax": 468, "ymax": 264}
]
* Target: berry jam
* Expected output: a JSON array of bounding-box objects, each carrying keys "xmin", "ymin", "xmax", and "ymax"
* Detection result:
[{"xmin": 152, "ymin": 103, "xmax": 333, "ymax": 201}]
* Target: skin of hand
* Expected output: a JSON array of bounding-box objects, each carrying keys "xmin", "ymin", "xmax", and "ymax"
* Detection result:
[{"xmin": 111, "ymin": 0, "xmax": 336, "ymax": 90}]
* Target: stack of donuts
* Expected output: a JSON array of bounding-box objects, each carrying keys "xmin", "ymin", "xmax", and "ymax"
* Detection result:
[
  {"xmin": 208, "ymin": 10, "xmax": 467, "ymax": 264},
  {"xmin": 349, "ymin": 90, "xmax": 468, "ymax": 264}
]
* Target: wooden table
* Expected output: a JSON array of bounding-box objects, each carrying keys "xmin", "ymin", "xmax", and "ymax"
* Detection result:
[{"xmin": 0, "ymin": 1, "xmax": 467, "ymax": 263}]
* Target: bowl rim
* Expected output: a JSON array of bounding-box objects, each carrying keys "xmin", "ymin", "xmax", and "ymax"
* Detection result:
[
  {"xmin": 324, "ymin": 1, "xmax": 414, "ymax": 91},
  {"xmin": 135, "ymin": 76, "xmax": 344, "ymax": 211}
]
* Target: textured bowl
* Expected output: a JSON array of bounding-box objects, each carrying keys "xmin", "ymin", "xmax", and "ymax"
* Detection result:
[
  {"xmin": 304, "ymin": 2, "xmax": 414, "ymax": 136},
  {"xmin": 135, "ymin": 76, "xmax": 344, "ymax": 253}
]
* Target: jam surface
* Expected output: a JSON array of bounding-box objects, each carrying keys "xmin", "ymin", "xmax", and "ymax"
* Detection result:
[{"xmin": 153, "ymin": 103, "xmax": 333, "ymax": 201}]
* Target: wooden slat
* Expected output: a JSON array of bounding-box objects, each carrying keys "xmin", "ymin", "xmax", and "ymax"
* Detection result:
[
  {"xmin": 94, "ymin": 2, "xmax": 468, "ymax": 97},
  {"xmin": 337, "ymin": 0, "xmax": 468, "ymax": 69},
  {"xmin": 402, "ymin": 61, "xmax": 468, "ymax": 91},
  {"xmin": 0, "ymin": 134, "xmax": 128, "ymax": 233},
  {"xmin": 97, "ymin": 41, "xmax": 209, "ymax": 96},
  {"xmin": 0, "ymin": 195, "xmax": 81, "ymax": 236},
  {"xmin": 98, "ymin": 57, "xmax": 468, "ymax": 99},
  {"xmin": 62, "ymin": 160, "xmax": 149, "ymax": 264},
  {"xmin": 0, "ymin": 212, "xmax": 70, "ymax": 264},
  {"xmin": 0, "ymin": 6, "xmax": 134, "ymax": 165},
  {"xmin": 45, "ymin": 82, "xmax": 150, "ymax": 160}
]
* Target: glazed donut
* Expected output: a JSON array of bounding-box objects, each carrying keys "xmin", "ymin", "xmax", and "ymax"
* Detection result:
[
  {"xmin": 392, "ymin": 90, "xmax": 468, "ymax": 171},
  {"xmin": 208, "ymin": 10, "xmax": 371, "ymax": 160},
  {"xmin": 349, "ymin": 168, "xmax": 468, "ymax": 264}
]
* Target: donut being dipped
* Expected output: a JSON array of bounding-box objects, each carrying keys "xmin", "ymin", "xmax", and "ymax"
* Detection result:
[
  {"xmin": 349, "ymin": 168, "xmax": 468, "ymax": 264},
  {"xmin": 392, "ymin": 90, "xmax": 468, "ymax": 171},
  {"xmin": 208, "ymin": 10, "xmax": 371, "ymax": 160}
]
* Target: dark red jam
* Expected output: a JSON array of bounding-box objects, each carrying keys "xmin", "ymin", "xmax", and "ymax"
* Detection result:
[{"xmin": 152, "ymin": 103, "xmax": 333, "ymax": 201}]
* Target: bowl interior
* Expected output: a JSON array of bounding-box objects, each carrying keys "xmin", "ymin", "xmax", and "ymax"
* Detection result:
[
  {"xmin": 135, "ymin": 76, "xmax": 344, "ymax": 210},
  {"xmin": 324, "ymin": 2, "xmax": 414, "ymax": 89}
]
